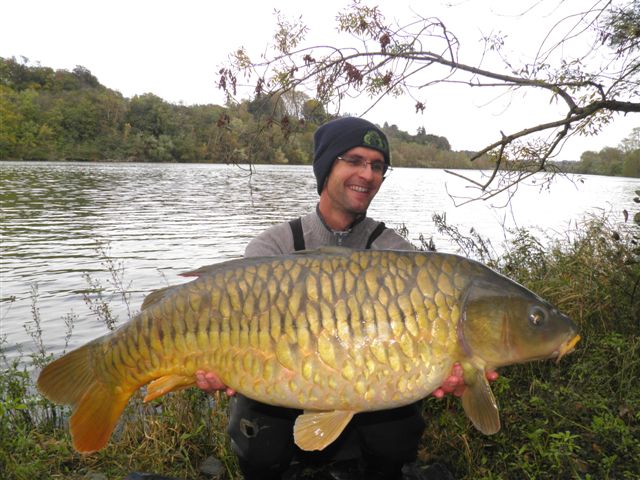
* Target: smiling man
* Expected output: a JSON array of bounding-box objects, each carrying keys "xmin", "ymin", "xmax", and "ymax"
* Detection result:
[
  {"xmin": 244, "ymin": 117, "xmax": 411, "ymax": 256},
  {"xmin": 197, "ymin": 117, "xmax": 468, "ymax": 479}
]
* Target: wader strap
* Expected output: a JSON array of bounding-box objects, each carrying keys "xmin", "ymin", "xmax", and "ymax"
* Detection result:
[
  {"xmin": 289, "ymin": 217, "xmax": 306, "ymax": 251},
  {"xmin": 366, "ymin": 222, "xmax": 386, "ymax": 249}
]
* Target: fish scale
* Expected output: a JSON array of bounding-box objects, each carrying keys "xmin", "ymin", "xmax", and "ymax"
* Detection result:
[
  {"xmin": 37, "ymin": 248, "xmax": 579, "ymax": 453},
  {"xmin": 212, "ymin": 253, "xmax": 447, "ymax": 409}
]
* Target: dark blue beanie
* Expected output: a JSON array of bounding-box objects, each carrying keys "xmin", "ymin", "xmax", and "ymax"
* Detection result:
[{"xmin": 313, "ymin": 117, "xmax": 390, "ymax": 195}]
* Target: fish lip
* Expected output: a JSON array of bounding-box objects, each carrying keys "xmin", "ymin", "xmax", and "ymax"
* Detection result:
[{"xmin": 554, "ymin": 334, "xmax": 581, "ymax": 364}]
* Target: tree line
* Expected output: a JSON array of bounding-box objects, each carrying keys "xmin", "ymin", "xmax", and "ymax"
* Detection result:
[
  {"xmin": 0, "ymin": 56, "xmax": 637, "ymax": 177},
  {"xmin": 556, "ymin": 130, "xmax": 640, "ymax": 178}
]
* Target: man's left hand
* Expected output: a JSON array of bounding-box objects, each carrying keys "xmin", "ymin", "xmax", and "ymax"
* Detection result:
[{"xmin": 195, "ymin": 370, "xmax": 236, "ymax": 396}]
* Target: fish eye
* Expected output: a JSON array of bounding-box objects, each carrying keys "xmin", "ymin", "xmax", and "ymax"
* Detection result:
[{"xmin": 529, "ymin": 306, "xmax": 547, "ymax": 327}]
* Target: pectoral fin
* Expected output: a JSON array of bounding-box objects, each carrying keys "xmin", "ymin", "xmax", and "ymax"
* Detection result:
[
  {"xmin": 293, "ymin": 410, "xmax": 355, "ymax": 451},
  {"xmin": 144, "ymin": 374, "xmax": 196, "ymax": 402},
  {"xmin": 461, "ymin": 368, "xmax": 500, "ymax": 434}
]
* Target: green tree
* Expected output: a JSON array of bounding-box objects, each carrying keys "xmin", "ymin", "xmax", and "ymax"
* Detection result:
[
  {"xmin": 413, "ymin": 127, "xmax": 450, "ymax": 150},
  {"xmin": 622, "ymin": 149, "xmax": 640, "ymax": 177},
  {"xmin": 620, "ymin": 127, "xmax": 640, "ymax": 152},
  {"xmin": 0, "ymin": 56, "xmax": 55, "ymax": 90},
  {"xmin": 247, "ymin": 93, "xmax": 282, "ymax": 120},
  {"xmin": 0, "ymin": 85, "xmax": 21, "ymax": 158},
  {"xmin": 302, "ymin": 98, "xmax": 329, "ymax": 124},
  {"xmin": 72, "ymin": 65, "xmax": 99, "ymax": 88},
  {"xmin": 579, "ymin": 151, "xmax": 599, "ymax": 173},
  {"xmin": 60, "ymin": 93, "xmax": 100, "ymax": 142},
  {"xmin": 598, "ymin": 147, "xmax": 625, "ymax": 176},
  {"xmin": 126, "ymin": 93, "xmax": 176, "ymax": 137}
]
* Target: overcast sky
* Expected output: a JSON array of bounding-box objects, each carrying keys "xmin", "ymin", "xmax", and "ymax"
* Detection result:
[{"xmin": 2, "ymin": 0, "xmax": 638, "ymax": 161}]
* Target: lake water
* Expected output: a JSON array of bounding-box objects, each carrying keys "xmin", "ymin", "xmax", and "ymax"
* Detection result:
[{"xmin": 1, "ymin": 161, "xmax": 638, "ymax": 360}]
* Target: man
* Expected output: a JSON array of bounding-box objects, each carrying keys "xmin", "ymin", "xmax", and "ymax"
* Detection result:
[{"xmin": 196, "ymin": 117, "xmax": 478, "ymax": 479}]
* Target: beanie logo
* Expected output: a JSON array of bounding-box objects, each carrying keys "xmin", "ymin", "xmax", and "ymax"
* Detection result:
[{"xmin": 363, "ymin": 130, "xmax": 388, "ymax": 153}]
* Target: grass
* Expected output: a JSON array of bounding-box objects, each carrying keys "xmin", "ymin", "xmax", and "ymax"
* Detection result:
[{"xmin": 1, "ymin": 214, "xmax": 639, "ymax": 479}]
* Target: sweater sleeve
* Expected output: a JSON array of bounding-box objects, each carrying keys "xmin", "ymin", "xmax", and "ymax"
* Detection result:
[{"xmin": 244, "ymin": 222, "xmax": 295, "ymax": 258}]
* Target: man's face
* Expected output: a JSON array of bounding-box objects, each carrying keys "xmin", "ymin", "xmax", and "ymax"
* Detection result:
[{"xmin": 321, "ymin": 146, "xmax": 386, "ymax": 217}]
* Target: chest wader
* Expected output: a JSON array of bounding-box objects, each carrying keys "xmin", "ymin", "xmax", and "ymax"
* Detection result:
[{"xmin": 228, "ymin": 218, "xmax": 424, "ymax": 480}]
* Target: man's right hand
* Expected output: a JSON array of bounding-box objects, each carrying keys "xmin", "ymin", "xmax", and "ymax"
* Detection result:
[
  {"xmin": 195, "ymin": 370, "xmax": 236, "ymax": 396},
  {"xmin": 430, "ymin": 363, "xmax": 499, "ymax": 398}
]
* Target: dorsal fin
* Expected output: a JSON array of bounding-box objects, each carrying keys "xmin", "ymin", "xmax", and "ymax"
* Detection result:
[
  {"xmin": 179, "ymin": 265, "xmax": 219, "ymax": 278},
  {"xmin": 140, "ymin": 286, "xmax": 173, "ymax": 310}
]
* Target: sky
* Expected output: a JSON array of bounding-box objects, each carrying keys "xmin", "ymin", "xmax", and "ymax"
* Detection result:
[{"xmin": 2, "ymin": 0, "xmax": 638, "ymax": 161}]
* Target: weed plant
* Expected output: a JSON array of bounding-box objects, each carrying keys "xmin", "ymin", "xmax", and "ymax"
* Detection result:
[
  {"xmin": 426, "ymin": 213, "xmax": 640, "ymax": 479},
  {"xmin": 1, "ymin": 215, "xmax": 638, "ymax": 479}
]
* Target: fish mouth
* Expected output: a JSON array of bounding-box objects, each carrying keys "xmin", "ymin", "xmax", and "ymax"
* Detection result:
[{"xmin": 554, "ymin": 334, "xmax": 581, "ymax": 364}]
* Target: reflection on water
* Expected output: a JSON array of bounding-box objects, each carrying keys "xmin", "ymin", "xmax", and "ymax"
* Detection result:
[{"xmin": 1, "ymin": 161, "xmax": 637, "ymax": 358}]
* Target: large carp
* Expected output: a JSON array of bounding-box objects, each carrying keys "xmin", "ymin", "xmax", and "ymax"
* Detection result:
[{"xmin": 37, "ymin": 248, "xmax": 579, "ymax": 453}]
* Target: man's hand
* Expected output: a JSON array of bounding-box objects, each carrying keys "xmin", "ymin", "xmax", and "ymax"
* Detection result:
[
  {"xmin": 431, "ymin": 363, "xmax": 499, "ymax": 398},
  {"xmin": 195, "ymin": 370, "xmax": 236, "ymax": 396}
]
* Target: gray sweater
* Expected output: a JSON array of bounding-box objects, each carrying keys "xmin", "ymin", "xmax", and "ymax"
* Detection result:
[{"xmin": 245, "ymin": 208, "xmax": 415, "ymax": 257}]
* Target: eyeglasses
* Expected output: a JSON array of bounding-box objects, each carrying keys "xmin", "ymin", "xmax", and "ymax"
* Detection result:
[{"xmin": 336, "ymin": 156, "xmax": 391, "ymax": 178}]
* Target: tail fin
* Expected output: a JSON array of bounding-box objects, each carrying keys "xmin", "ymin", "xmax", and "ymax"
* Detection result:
[{"xmin": 37, "ymin": 343, "xmax": 132, "ymax": 453}]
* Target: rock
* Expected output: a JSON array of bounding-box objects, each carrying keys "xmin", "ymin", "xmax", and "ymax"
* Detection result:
[{"xmin": 198, "ymin": 456, "xmax": 225, "ymax": 477}]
